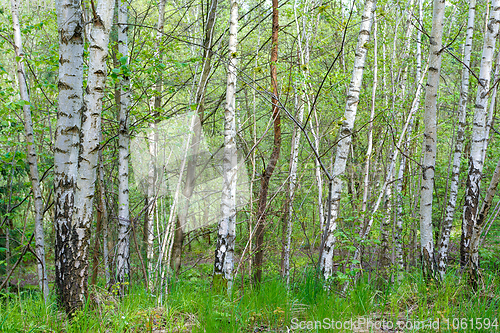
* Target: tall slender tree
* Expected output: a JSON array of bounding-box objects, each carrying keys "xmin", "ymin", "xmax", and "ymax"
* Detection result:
[
  {"xmin": 55, "ymin": 0, "xmax": 115, "ymax": 312},
  {"xmin": 437, "ymin": 0, "xmax": 476, "ymax": 279},
  {"xmin": 54, "ymin": 0, "xmax": 84, "ymax": 313},
  {"xmin": 10, "ymin": 0, "xmax": 49, "ymax": 303},
  {"xmin": 419, "ymin": 0, "xmax": 446, "ymax": 278},
  {"xmin": 469, "ymin": 157, "xmax": 500, "ymax": 285},
  {"xmin": 461, "ymin": 0, "xmax": 500, "ymax": 270},
  {"xmin": 320, "ymin": 0, "xmax": 376, "ymax": 280},
  {"xmin": 254, "ymin": 0, "xmax": 281, "ymax": 284},
  {"xmin": 214, "ymin": 0, "xmax": 238, "ymax": 292},
  {"xmin": 115, "ymin": 0, "xmax": 131, "ymax": 295},
  {"xmin": 146, "ymin": 0, "xmax": 167, "ymax": 291}
]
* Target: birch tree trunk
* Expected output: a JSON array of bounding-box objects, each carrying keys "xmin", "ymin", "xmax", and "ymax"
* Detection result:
[
  {"xmin": 70, "ymin": 0, "xmax": 115, "ymax": 311},
  {"xmin": 146, "ymin": 0, "xmax": 167, "ymax": 291},
  {"xmin": 379, "ymin": 167, "xmax": 393, "ymax": 275},
  {"xmin": 214, "ymin": 0, "xmax": 238, "ymax": 292},
  {"xmin": 361, "ymin": 14, "xmax": 377, "ymax": 218},
  {"xmin": 115, "ymin": 0, "xmax": 131, "ymax": 295},
  {"xmin": 461, "ymin": 0, "xmax": 500, "ymax": 269},
  {"xmin": 469, "ymin": 157, "xmax": 500, "ymax": 284},
  {"xmin": 481, "ymin": 50, "xmax": 500, "ymax": 163},
  {"xmin": 281, "ymin": 0, "xmax": 314, "ymax": 284},
  {"xmin": 319, "ymin": 0, "xmax": 376, "ymax": 280},
  {"xmin": 437, "ymin": 0, "xmax": 476, "ymax": 279},
  {"xmin": 99, "ymin": 149, "xmax": 111, "ymax": 286},
  {"xmin": 281, "ymin": 87, "xmax": 304, "ymax": 284},
  {"xmin": 253, "ymin": 0, "xmax": 281, "ymax": 284},
  {"xmin": 54, "ymin": 0, "xmax": 84, "ymax": 313},
  {"xmin": 419, "ymin": 0, "xmax": 446, "ymax": 278},
  {"xmin": 10, "ymin": 0, "xmax": 49, "ymax": 302}
]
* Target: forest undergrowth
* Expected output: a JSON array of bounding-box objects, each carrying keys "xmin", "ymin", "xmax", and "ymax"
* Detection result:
[{"xmin": 1, "ymin": 266, "xmax": 499, "ymax": 333}]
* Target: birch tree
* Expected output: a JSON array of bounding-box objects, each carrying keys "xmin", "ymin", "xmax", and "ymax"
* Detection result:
[
  {"xmin": 461, "ymin": 0, "xmax": 500, "ymax": 269},
  {"xmin": 115, "ymin": 0, "xmax": 131, "ymax": 294},
  {"xmin": 54, "ymin": 0, "xmax": 84, "ymax": 313},
  {"xmin": 437, "ymin": 0, "xmax": 476, "ymax": 279},
  {"xmin": 319, "ymin": 0, "xmax": 376, "ymax": 280},
  {"xmin": 419, "ymin": 0, "xmax": 446, "ymax": 277},
  {"xmin": 281, "ymin": 0, "xmax": 316, "ymax": 285},
  {"xmin": 10, "ymin": 0, "xmax": 49, "ymax": 302},
  {"xmin": 55, "ymin": 0, "xmax": 115, "ymax": 312},
  {"xmin": 214, "ymin": 0, "xmax": 238, "ymax": 292},
  {"xmin": 146, "ymin": 0, "xmax": 167, "ymax": 290},
  {"xmin": 469, "ymin": 157, "xmax": 500, "ymax": 285}
]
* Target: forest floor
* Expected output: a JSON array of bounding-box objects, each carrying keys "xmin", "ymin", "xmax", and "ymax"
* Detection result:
[{"xmin": 1, "ymin": 263, "xmax": 499, "ymax": 332}]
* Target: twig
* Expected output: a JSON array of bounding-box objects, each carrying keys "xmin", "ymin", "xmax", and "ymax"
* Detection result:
[{"xmin": 0, "ymin": 233, "xmax": 35, "ymax": 291}]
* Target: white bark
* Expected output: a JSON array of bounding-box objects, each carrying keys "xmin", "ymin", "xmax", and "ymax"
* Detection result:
[
  {"xmin": 214, "ymin": 0, "xmax": 238, "ymax": 292},
  {"xmin": 116, "ymin": 0, "xmax": 131, "ymax": 292},
  {"xmin": 98, "ymin": 150, "xmax": 111, "ymax": 286},
  {"xmin": 437, "ymin": 0, "xmax": 476, "ymax": 279},
  {"xmin": 282, "ymin": 88, "xmax": 304, "ymax": 284},
  {"xmin": 10, "ymin": 0, "xmax": 49, "ymax": 302},
  {"xmin": 482, "ymin": 50, "xmax": 500, "ymax": 163},
  {"xmin": 470, "ymin": 157, "xmax": 500, "ymax": 274},
  {"xmin": 72, "ymin": 0, "xmax": 115, "ymax": 302},
  {"xmin": 281, "ymin": 0, "xmax": 314, "ymax": 284},
  {"xmin": 146, "ymin": 128, "xmax": 157, "ymax": 291},
  {"xmin": 461, "ymin": 0, "xmax": 500, "ymax": 268},
  {"xmin": 146, "ymin": 0, "xmax": 167, "ymax": 292},
  {"xmin": 379, "ymin": 167, "xmax": 393, "ymax": 271},
  {"xmin": 320, "ymin": 0, "xmax": 376, "ymax": 279},
  {"xmin": 361, "ymin": 14, "xmax": 377, "ymax": 217},
  {"xmin": 311, "ymin": 111, "xmax": 324, "ymax": 232},
  {"xmin": 54, "ymin": 0, "xmax": 84, "ymax": 313},
  {"xmin": 419, "ymin": 0, "xmax": 446, "ymax": 276}
]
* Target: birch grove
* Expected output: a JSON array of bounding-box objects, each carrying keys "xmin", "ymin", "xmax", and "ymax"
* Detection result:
[{"xmin": 4, "ymin": 0, "xmax": 500, "ymax": 320}]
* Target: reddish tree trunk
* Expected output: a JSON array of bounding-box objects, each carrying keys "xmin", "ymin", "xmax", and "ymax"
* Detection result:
[{"xmin": 253, "ymin": 0, "xmax": 280, "ymax": 284}]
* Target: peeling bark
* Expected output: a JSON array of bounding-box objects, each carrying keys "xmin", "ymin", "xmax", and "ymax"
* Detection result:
[
  {"xmin": 54, "ymin": 0, "xmax": 84, "ymax": 314},
  {"xmin": 214, "ymin": 0, "xmax": 238, "ymax": 293},
  {"xmin": 461, "ymin": 0, "xmax": 500, "ymax": 269},
  {"xmin": 55, "ymin": 0, "xmax": 115, "ymax": 313}
]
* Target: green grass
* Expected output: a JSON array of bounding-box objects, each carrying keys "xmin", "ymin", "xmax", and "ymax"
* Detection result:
[{"xmin": 0, "ymin": 267, "xmax": 499, "ymax": 332}]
